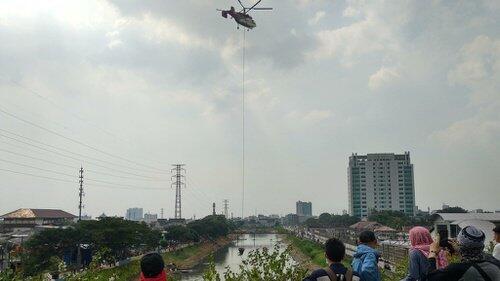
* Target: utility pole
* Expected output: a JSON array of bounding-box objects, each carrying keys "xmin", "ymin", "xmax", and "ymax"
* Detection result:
[
  {"xmin": 78, "ymin": 166, "xmax": 84, "ymax": 221},
  {"xmin": 77, "ymin": 166, "xmax": 84, "ymax": 269},
  {"xmin": 171, "ymin": 164, "xmax": 185, "ymax": 219},
  {"xmin": 160, "ymin": 208, "xmax": 164, "ymax": 219},
  {"xmin": 223, "ymin": 199, "xmax": 229, "ymax": 218},
  {"xmin": 212, "ymin": 202, "xmax": 216, "ymax": 216}
]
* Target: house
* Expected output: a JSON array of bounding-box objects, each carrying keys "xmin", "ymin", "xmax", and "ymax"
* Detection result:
[
  {"xmin": 430, "ymin": 213, "xmax": 500, "ymax": 244},
  {"xmin": 0, "ymin": 208, "xmax": 76, "ymax": 232}
]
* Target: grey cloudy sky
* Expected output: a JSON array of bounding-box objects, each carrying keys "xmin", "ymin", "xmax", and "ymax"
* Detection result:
[{"xmin": 0, "ymin": 0, "xmax": 499, "ymax": 218}]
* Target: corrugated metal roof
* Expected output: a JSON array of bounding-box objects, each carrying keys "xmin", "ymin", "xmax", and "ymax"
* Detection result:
[
  {"xmin": 433, "ymin": 213, "xmax": 500, "ymax": 222},
  {"xmin": 0, "ymin": 208, "xmax": 76, "ymax": 219}
]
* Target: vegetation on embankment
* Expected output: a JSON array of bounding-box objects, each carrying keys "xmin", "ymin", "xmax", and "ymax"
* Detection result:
[
  {"xmin": 283, "ymin": 232, "xmax": 406, "ymax": 281},
  {"xmin": 64, "ymin": 236, "xmax": 233, "ymax": 281},
  {"xmin": 163, "ymin": 235, "xmax": 234, "ymax": 269}
]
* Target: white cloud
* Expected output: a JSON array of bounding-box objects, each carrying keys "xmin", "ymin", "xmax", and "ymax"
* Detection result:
[
  {"xmin": 368, "ymin": 66, "xmax": 400, "ymax": 90},
  {"xmin": 343, "ymin": 6, "xmax": 360, "ymax": 18},
  {"xmin": 308, "ymin": 11, "xmax": 326, "ymax": 25},
  {"xmin": 309, "ymin": 14, "xmax": 399, "ymax": 66},
  {"xmin": 430, "ymin": 110, "xmax": 500, "ymax": 148},
  {"xmin": 447, "ymin": 35, "xmax": 500, "ymax": 105},
  {"xmin": 432, "ymin": 35, "xmax": 500, "ymax": 148},
  {"xmin": 286, "ymin": 109, "xmax": 332, "ymax": 124}
]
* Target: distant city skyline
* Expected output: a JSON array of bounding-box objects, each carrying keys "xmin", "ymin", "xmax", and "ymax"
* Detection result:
[{"xmin": 0, "ymin": 1, "xmax": 499, "ymax": 218}]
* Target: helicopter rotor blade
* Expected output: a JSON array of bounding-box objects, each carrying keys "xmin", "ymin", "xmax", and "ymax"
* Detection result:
[
  {"xmin": 252, "ymin": 7, "xmax": 273, "ymax": 10},
  {"xmin": 245, "ymin": 0, "xmax": 263, "ymax": 13},
  {"xmin": 237, "ymin": 0, "xmax": 246, "ymax": 10}
]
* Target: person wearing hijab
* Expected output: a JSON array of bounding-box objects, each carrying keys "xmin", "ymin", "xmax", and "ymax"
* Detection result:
[
  {"xmin": 140, "ymin": 252, "xmax": 168, "ymax": 281},
  {"xmin": 403, "ymin": 226, "xmax": 433, "ymax": 281},
  {"xmin": 426, "ymin": 225, "xmax": 500, "ymax": 281}
]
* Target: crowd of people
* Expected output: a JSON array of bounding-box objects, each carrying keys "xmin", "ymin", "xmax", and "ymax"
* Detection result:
[
  {"xmin": 303, "ymin": 225, "xmax": 500, "ymax": 281},
  {"xmin": 136, "ymin": 225, "xmax": 500, "ymax": 281}
]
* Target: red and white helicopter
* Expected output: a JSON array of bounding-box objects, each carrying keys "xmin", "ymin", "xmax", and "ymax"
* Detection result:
[{"xmin": 217, "ymin": 0, "xmax": 272, "ymax": 30}]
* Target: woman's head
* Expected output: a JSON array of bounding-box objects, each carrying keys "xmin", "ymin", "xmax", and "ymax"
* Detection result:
[{"xmin": 409, "ymin": 226, "xmax": 432, "ymax": 247}]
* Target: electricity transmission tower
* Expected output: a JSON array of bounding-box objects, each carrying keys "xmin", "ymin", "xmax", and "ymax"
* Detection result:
[
  {"xmin": 223, "ymin": 199, "xmax": 229, "ymax": 218},
  {"xmin": 171, "ymin": 164, "xmax": 185, "ymax": 219}
]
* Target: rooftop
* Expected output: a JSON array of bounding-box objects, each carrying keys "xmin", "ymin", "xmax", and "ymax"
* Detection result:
[
  {"xmin": 431, "ymin": 212, "xmax": 500, "ymax": 222},
  {"xmin": 0, "ymin": 208, "xmax": 76, "ymax": 219}
]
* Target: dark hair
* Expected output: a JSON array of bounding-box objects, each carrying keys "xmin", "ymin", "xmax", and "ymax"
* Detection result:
[
  {"xmin": 494, "ymin": 225, "xmax": 500, "ymax": 233},
  {"xmin": 359, "ymin": 230, "xmax": 377, "ymax": 244},
  {"xmin": 141, "ymin": 252, "xmax": 164, "ymax": 278},
  {"xmin": 325, "ymin": 238, "xmax": 345, "ymax": 262}
]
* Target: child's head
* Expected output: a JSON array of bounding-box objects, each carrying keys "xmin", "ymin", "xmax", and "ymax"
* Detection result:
[
  {"xmin": 140, "ymin": 252, "xmax": 165, "ymax": 278},
  {"xmin": 324, "ymin": 238, "xmax": 345, "ymax": 263},
  {"xmin": 359, "ymin": 230, "xmax": 377, "ymax": 247}
]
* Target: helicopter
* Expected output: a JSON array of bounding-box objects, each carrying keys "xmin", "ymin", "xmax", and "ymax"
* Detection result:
[{"xmin": 217, "ymin": 0, "xmax": 272, "ymax": 30}]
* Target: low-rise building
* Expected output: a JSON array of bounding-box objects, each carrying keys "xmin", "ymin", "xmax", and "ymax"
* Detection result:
[
  {"xmin": 430, "ymin": 212, "xmax": 500, "ymax": 245},
  {"xmin": 0, "ymin": 208, "xmax": 76, "ymax": 232}
]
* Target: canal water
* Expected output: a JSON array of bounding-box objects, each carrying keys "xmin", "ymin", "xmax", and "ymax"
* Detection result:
[{"xmin": 178, "ymin": 233, "xmax": 282, "ymax": 280}]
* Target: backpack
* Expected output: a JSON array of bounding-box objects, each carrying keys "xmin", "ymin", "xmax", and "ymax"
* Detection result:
[
  {"xmin": 324, "ymin": 267, "xmax": 354, "ymax": 281},
  {"xmin": 458, "ymin": 261, "xmax": 500, "ymax": 281}
]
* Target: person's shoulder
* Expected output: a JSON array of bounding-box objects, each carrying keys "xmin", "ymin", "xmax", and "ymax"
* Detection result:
[
  {"xmin": 408, "ymin": 249, "xmax": 426, "ymax": 259},
  {"xmin": 306, "ymin": 268, "xmax": 328, "ymax": 279}
]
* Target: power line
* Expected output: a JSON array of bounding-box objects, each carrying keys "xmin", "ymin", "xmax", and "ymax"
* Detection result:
[
  {"xmin": 0, "ymin": 168, "xmax": 76, "ymax": 183},
  {"xmin": 0, "ymin": 158, "xmax": 76, "ymax": 178},
  {"xmin": 0, "ymin": 147, "xmax": 167, "ymax": 182},
  {"xmin": 0, "ymin": 129, "xmax": 165, "ymax": 175},
  {"xmin": 0, "ymin": 76, "xmax": 128, "ymax": 143},
  {"xmin": 0, "ymin": 106, "xmax": 165, "ymax": 172},
  {"xmin": 0, "ymin": 157, "xmax": 165, "ymax": 190},
  {"xmin": 0, "ymin": 148, "xmax": 77, "ymax": 169},
  {"xmin": 0, "ymin": 166, "xmax": 165, "ymax": 191},
  {"xmin": 85, "ymin": 178, "xmax": 164, "ymax": 190},
  {"xmin": 0, "ymin": 136, "xmax": 164, "ymax": 179}
]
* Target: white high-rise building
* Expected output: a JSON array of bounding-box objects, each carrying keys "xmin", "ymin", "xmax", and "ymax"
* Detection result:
[
  {"xmin": 348, "ymin": 152, "xmax": 415, "ymax": 218},
  {"xmin": 125, "ymin": 207, "xmax": 143, "ymax": 221}
]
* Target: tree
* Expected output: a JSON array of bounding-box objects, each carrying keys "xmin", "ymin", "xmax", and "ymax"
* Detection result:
[
  {"xmin": 367, "ymin": 210, "xmax": 425, "ymax": 230},
  {"xmin": 165, "ymin": 225, "xmax": 200, "ymax": 243},
  {"xmin": 188, "ymin": 215, "xmax": 230, "ymax": 239},
  {"xmin": 303, "ymin": 213, "xmax": 359, "ymax": 228},
  {"xmin": 21, "ymin": 218, "xmax": 161, "ymax": 277},
  {"xmin": 437, "ymin": 206, "xmax": 467, "ymax": 213}
]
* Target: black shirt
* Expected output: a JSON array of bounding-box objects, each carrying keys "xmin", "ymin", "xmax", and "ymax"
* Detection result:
[{"xmin": 303, "ymin": 262, "xmax": 349, "ymax": 281}]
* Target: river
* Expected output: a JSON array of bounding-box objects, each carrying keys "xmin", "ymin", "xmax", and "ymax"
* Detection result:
[{"xmin": 178, "ymin": 233, "xmax": 282, "ymax": 280}]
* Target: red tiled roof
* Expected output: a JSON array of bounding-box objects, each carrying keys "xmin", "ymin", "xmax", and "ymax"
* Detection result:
[{"xmin": 0, "ymin": 208, "xmax": 76, "ymax": 219}]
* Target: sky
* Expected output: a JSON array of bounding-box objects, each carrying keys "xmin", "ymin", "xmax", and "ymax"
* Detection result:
[{"xmin": 0, "ymin": 0, "xmax": 499, "ymax": 219}]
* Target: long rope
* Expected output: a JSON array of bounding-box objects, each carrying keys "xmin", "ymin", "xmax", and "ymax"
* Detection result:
[{"xmin": 241, "ymin": 29, "xmax": 246, "ymax": 219}]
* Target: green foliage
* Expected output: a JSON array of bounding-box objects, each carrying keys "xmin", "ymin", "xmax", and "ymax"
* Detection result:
[
  {"xmin": 203, "ymin": 245, "xmax": 307, "ymax": 281},
  {"xmin": 368, "ymin": 210, "xmax": 430, "ymax": 230},
  {"xmin": 303, "ymin": 213, "xmax": 360, "ymax": 228},
  {"xmin": 188, "ymin": 215, "xmax": 230, "ymax": 239},
  {"xmin": 21, "ymin": 217, "xmax": 161, "ymax": 277},
  {"xmin": 164, "ymin": 215, "xmax": 231, "ymax": 244},
  {"xmin": 437, "ymin": 206, "xmax": 467, "ymax": 213},
  {"xmin": 165, "ymin": 225, "xmax": 200, "ymax": 243}
]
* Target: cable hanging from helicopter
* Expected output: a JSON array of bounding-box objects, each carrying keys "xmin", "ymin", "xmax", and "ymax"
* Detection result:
[{"xmin": 217, "ymin": 0, "xmax": 272, "ymax": 218}]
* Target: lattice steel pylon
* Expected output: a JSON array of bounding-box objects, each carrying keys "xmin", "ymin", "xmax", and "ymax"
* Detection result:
[{"xmin": 171, "ymin": 164, "xmax": 185, "ymax": 219}]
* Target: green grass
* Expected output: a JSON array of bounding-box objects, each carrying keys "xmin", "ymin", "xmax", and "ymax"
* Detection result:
[
  {"xmin": 163, "ymin": 244, "xmax": 201, "ymax": 263},
  {"xmin": 287, "ymin": 235, "xmax": 352, "ymax": 267}
]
